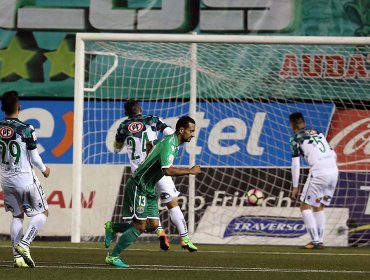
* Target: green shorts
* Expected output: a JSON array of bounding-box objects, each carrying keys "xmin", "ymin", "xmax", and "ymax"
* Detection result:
[{"xmin": 122, "ymin": 177, "xmax": 159, "ymax": 220}]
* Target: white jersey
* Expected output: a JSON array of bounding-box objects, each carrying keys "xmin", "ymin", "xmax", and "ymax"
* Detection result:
[
  {"xmin": 290, "ymin": 128, "xmax": 338, "ymax": 176},
  {"xmin": 0, "ymin": 118, "xmax": 41, "ymax": 188},
  {"xmin": 115, "ymin": 114, "xmax": 174, "ymax": 171}
]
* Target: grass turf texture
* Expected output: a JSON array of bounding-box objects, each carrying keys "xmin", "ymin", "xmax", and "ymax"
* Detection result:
[{"xmin": 1, "ymin": 241, "xmax": 370, "ymax": 280}]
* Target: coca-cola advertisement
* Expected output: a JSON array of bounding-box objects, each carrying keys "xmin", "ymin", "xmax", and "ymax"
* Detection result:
[{"xmin": 328, "ymin": 109, "xmax": 370, "ymax": 171}]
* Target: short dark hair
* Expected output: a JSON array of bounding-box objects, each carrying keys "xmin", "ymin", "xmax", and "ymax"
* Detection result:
[
  {"xmin": 124, "ymin": 100, "xmax": 141, "ymax": 118},
  {"xmin": 1, "ymin": 91, "xmax": 19, "ymax": 115},
  {"xmin": 289, "ymin": 112, "xmax": 305, "ymax": 125},
  {"xmin": 176, "ymin": 116, "xmax": 195, "ymax": 132}
]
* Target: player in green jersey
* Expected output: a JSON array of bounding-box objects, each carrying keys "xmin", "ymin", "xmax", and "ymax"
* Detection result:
[
  {"xmin": 104, "ymin": 101, "xmax": 197, "ymax": 252},
  {"xmin": 105, "ymin": 116, "xmax": 201, "ymax": 268}
]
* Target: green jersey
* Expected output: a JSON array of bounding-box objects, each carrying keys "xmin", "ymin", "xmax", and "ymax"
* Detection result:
[{"xmin": 131, "ymin": 133, "xmax": 179, "ymax": 197}]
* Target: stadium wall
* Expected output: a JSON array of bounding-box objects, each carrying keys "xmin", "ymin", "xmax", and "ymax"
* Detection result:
[
  {"xmin": 0, "ymin": 101, "xmax": 369, "ymax": 245},
  {"xmin": 0, "ymin": 0, "xmax": 369, "ymax": 246}
]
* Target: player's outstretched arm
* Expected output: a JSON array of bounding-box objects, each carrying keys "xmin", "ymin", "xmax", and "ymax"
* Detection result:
[{"xmin": 163, "ymin": 165, "xmax": 201, "ymax": 177}]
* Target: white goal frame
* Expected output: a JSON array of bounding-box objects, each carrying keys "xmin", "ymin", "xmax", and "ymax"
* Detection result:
[{"xmin": 73, "ymin": 33, "xmax": 370, "ymax": 242}]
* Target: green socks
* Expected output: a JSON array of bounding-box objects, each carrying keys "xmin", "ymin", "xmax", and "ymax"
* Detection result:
[
  {"xmin": 113, "ymin": 222, "xmax": 132, "ymax": 233},
  {"xmin": 111, "ymin": 226, "xmax": 141, "ymax": 257}
]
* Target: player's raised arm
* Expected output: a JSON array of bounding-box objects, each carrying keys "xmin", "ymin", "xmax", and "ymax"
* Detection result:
[
  {"xmin": 113, "ymin": 123, "xmax": 127, "ymax": 153},
  {"xmin": 155, "ymin": 116, "xmax": 175, "ymax": 136}
]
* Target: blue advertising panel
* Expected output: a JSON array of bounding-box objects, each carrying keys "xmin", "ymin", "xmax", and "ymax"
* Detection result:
[
  {"xmin": 224, "ymin": 216, "xmax": 306, "ymax": 238},
  {"xmin": 196, "ymin": 102, "xmax": 334, "ymax": 167},
  {"xmin": 0, "ymin": 100, "xmax": 334, "ymax": 166}
]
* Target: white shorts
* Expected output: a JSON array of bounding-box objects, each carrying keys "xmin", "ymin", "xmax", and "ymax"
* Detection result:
[
  {"xmin": 156, "ymin": 176, "xmax": 180, "ymax": 204},
  {"xmin": 300, "ymin": 171, "xmax": 338, "ymax": 207},
  {"xmin": 2, "ymin": 183, "xmax": 48, "ymax": 217}
]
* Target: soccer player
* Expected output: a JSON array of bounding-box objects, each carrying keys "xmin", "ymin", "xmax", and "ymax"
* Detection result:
[
  {"xmin": 289, "ymin": 112, "xmax": 338, "ymax": 249},
  {"xmin": 104, "ymin": 101, "xmax": 197, "ymax": 252},
  {"xmin": 105, "ymin": 116, "xmax": 201, "ymax": 267},
  {"xmin": 0, "ymin": 91, "xmax": 50, "ymax": 267}
]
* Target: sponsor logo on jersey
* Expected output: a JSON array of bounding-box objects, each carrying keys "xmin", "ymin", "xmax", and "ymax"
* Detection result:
[
  {"xmin": 160, "ymin": 192, "xmax": 170, "ymax": 200},
  {"xmin": 223, "ymin": 215, "xmax": 306, "ymax": 238},
  {"xmin": 128, "ymin": 122, "xmax": 144, "ymax": 133},
  {"xmin": 304, "ymin": 129, "xmax": 318, "ymax": 135},
  {"xmin": 0, "ymin": 126, "xmax": 14, "ymax": 139},
  {"xmin": 136, "ymin": 206, "xmax": 145, "ymax": 214},
  {"xmin": 327, "ymin": 109, "xmax": 370, "ymax": 170}
]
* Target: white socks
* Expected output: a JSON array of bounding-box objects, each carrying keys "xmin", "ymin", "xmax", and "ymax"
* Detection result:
[
  {"xmin": 10, "ymin": 218, "xmax": 23, "ymax": 257},
  {"xmin": 301, "ymin": 209, "xmax": 319, "ymax": 244},
  {"xmin": 314, "ymin": 210, "xmax": 326, "ymax": 243},
  {"xmin": 20, "ymin": 213, "xmax": 47, "ymax": 249},
  {"xmin": 169, "ymin": 206, "xmax": 188, "ymax": 238},
  {"xmin": 155, "ymin": 219, "xmax": 164, "ymax": 235}
]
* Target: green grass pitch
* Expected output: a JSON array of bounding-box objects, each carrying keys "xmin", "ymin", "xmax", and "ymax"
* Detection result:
[{"xmin": 1, "ymin": 241, "xmax": 370, "ymax": 280}]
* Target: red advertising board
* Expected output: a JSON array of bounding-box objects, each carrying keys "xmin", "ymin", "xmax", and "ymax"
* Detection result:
[{"xmin": 327, "ymin": 109, "xmax": 370, "ymax": 171}]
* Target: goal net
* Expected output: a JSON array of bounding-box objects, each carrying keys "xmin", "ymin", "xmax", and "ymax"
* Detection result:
[{"xmin": 73, "ymin": 34, "xmax": 370, "ymax": 247}]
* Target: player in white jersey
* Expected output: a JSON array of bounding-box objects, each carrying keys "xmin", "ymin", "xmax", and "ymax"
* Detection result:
[
  {"xmin": 0, "ymin": 91, "xmax": 50, "ymax": 267},
  {"xmin": 289, "ymin": 112, "xmax": 338, "ymax": 249},
  {"xmin": 104, "ymin": 100, "xmax": 197, "ymax": 252}
]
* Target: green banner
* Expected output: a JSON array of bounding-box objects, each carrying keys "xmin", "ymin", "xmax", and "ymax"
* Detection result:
[{"xmin": 0, "ymin": 0, "xmax": 369, "ymax": 99}]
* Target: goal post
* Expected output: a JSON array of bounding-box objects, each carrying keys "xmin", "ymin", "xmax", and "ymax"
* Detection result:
[{"xmin": 73, "ymin": 33, "xmax": 370, "ymax": 245}]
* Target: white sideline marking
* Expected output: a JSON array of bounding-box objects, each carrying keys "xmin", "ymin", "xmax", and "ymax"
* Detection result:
[
  {"xmin": 0, "ymin": 261, "xmax": 369, "ymax": 274},
  {"xmin": 1, "ymin": 245, "xmax": 370, "ymax": 257}
]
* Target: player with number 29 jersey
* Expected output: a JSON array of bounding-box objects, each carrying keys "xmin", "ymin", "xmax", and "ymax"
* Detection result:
[
  {"xmin": 0, "ymin": 90, "xmax": 50, "ymax": 268},
  {"xmin": 0, "ymin": 119, "xmax": 42, "ymax": 188}
]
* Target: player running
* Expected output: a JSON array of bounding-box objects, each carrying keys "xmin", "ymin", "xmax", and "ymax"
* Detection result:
[
  {"xmin": 0, "ymin": 91, "xmax": 50, "ymax": 268},
  {"xmin": 105, "ymin": 116, "xmax": 201, "ymax": 268},
  {"xmin": 289, "ymin": 112, "xmax": 338, "ymax": 249},
  {"xmin": 104, "ymin": 101, "xmax": 197, "ymax": 252}
]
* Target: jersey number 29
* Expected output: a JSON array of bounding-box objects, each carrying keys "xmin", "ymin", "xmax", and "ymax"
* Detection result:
[{"xmin": 0, "ymin": 140, "xmax": 21, "ymax": 164}]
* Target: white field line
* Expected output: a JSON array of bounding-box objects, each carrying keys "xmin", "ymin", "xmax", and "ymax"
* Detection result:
[
  {"xmin": 0, "ymin": 261, "xmax": 369, "ymax": 274},
  {"xmin": 1, "ymin": 245, "xmax": 370, "ymax": 257}
]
